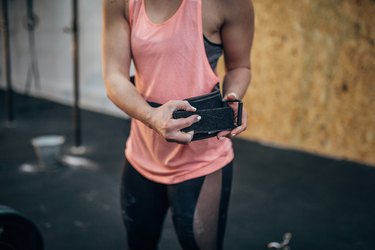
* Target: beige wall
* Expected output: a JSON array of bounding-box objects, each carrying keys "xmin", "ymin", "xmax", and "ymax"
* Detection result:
[{"xmin": 218, "ymin": 0, "xmax": 375, "ymax": 165}]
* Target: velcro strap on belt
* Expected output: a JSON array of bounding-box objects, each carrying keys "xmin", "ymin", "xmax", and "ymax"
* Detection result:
[{"xmin": 148, "ymin": 87, "xmax": 242, "ymax": 141}]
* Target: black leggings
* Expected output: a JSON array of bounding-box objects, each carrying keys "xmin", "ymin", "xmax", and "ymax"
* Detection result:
[{"xmin": 120, "ymin": 160, "xmax": 233, "ymax": 250}]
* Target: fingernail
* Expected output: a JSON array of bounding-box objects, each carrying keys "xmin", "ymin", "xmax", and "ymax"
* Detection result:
[
  {"xmin": 231, "ymin": 133, "xmax": 236, "ymax": 137},
  {"xmin": 224, "ymin": 92, "xmax": 238, "ymax": 100},
  {"xmin": 218, "ymin": 136, "xmax": 226, "ymax": 140},
  {"xmin": 196, "ymin": 116, "xmax": 201, "ymax": 121},
  {"xmin": 229, "ymin": 92, "xmax": 238, "ymax": 98},
  {"xmin": 191, "ymin": 106, "xmax": 197, "ymax": 111}
]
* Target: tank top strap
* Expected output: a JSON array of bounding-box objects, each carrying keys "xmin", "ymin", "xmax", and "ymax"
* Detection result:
[
  {"xmin": 128, "ymin": 0, "xmax": 134, "ymax": 27},
  {"xmin": 128, "ymin": 0, "xmax": 142, "ymax": 29}
]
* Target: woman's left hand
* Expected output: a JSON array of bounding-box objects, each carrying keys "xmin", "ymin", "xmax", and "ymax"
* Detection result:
[{"xmin": 217, "ymin": 92, "xmax": 248, "ymax": 139}]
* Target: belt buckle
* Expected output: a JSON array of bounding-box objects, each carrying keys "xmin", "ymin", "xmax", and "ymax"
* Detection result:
[{"xmin": 224, "ymin": 100, "xmax": 243, "ymax": 127}]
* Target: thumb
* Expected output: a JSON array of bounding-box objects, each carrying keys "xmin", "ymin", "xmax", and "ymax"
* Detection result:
[{"xmin": 223, "ymin": 92, "xmax": 239, "ymax": 101}]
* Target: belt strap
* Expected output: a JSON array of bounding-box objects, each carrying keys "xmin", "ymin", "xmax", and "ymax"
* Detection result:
[{"xmin": 147, "ymin": 87, "xmax": 242, "ymax": 141}]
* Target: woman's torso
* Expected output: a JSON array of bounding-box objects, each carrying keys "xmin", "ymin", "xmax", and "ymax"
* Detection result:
[{"xmin": 125, "ymin": 0, "xmax": 234, "ymax": 184}]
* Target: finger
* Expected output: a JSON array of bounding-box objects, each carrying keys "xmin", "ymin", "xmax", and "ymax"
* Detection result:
[
  {"xmin": 172, "ymin": 114, "xmax": 201, "ymax": 130},
  {"xmin": 217, "ymin": 111, "xmax": 247, "ymax": 139},
  {"xmin": 167, "ymin": 130, "xmax": 194, "ymax": 144},
  {"xmin": 229, "ymin": 111, "xmax": 248, "ymax": 135},
  {"xmin": 230, "ymin": 125, "xmax": 245, "ymax": 136},
  {"xmin": 217, "ymin": 130, "xmax": 231, "ymax": 139},
  {"xmin": 173, "ymin": 100, "xmax": 196, "ymax": 112}
]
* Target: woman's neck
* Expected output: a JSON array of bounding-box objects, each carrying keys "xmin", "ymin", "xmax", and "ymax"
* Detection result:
[{"xmin": 144, "ymin": 0, "xmax": 183, "ymax": 24}]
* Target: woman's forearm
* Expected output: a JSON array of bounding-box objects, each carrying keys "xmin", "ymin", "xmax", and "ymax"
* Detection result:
[
  {"xmin": 222, "ymin": 67, "xmax": 251, "ymax": 99},
  {"xmin": 104, "ymin": 73, "xmax": 154, "ymax": 126}
]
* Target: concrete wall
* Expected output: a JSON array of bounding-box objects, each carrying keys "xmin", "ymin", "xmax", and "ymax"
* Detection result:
[
  {"xmin": 217, "ymin": 0, "xmax": 375, "ymax": 165},
  {"xmin": 0, "ymin": 0, "xmax": 128, "ymax": 117}
]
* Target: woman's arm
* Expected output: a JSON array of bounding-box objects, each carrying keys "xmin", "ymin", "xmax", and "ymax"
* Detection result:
[
  {"xmin": 218, "ymin": 0, "xmax": 255, "ymax": 138},
  {"xmin": 101, "ymin": 0, "xmax": 199, "ymax": 144},
  {"xmin": 102, "ymin": 0, "xmax": 150, "ymax": 123}
]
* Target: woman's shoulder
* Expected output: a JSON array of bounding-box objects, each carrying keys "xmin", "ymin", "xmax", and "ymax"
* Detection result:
[
  {"xmin": 201, "ymin": 0, "xmax": 254, "ymax": 27},
  {"xmin": 216, "ymin": 0, "xmax": 254, "ymax": 20}
]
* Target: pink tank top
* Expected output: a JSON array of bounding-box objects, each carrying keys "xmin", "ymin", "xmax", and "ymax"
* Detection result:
[{"xmin": 125, "ymin": 0, "xmax": 234, "ymax": 184}]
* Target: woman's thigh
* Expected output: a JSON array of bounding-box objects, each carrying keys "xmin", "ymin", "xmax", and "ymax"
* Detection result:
[
  {"xmin": 121, "ymin": 160, "xmax": 169, "ymax": 250},
  {"xmin": 168, "ymin": 162, "xmax": 233, "ymax": 250}
]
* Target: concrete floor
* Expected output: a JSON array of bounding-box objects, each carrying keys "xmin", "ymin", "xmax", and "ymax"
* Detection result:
[{"xmin": 1, "ymin": 91, "xmax": 375, "ymax": 250}]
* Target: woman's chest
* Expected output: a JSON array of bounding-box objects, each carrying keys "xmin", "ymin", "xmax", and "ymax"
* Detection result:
[{"xmin": 142, "ymin": 0, "xmax": 224, "ymax": 43}]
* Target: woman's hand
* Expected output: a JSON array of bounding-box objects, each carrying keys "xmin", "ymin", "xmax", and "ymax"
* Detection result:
[
  {"xmin": 217, "ymin": 93, "xmax": 248, "ymax": 139},
  {"xmin": 147, "ymin": 100, "xmax": 201, "ymax": 144}
]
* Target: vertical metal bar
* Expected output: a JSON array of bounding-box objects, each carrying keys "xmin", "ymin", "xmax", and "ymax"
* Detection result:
[
  {"xmin": 2, "ymin": 0, "xmax": 14, "ymax": 123},
  {"xmin": 25, "ymin": 0, "xmax": 41, "ymax": 94},
  {"xmin": 26, "ymin": 0, "xmax": 33, "ymax": 15},
  {"xmin": 72, "ymin": 0, "xmax": 81, "ymax": 148}
]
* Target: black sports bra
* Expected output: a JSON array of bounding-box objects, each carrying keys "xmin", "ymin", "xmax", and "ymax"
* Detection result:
[{"xmin": 203, "ymin": 35, "xmax": 223, "ymax": 71}]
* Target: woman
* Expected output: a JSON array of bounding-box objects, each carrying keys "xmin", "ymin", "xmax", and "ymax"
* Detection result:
[{"xmin": 102, "ymin": 0, "xmax": 254, "ymax": 249}]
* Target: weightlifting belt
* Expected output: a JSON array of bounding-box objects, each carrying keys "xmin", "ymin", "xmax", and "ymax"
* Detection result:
[{"xmin": 148, "ymin": 87, "xmax": 243, "ymax": 141}]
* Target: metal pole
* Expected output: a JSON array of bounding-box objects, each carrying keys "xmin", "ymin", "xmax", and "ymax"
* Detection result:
[
  {"xmin": 2, "ymin": 0, "xmax": 14, "ymax": 124},
  {"xmin": 24, "ymin": 0, "xmax": 41, "ymax": 94},
  {"xmin": 72, "ymin": 0, "xmax": 82, "ymax": 150}
]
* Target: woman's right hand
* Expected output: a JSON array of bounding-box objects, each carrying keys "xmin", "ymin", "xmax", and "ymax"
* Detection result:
[{"xmin": 147, "ymin": 100, "xmax": 201, "ymax": 144}]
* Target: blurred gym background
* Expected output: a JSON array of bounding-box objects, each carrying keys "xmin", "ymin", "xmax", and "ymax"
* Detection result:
[{"xmin": 0, "ymin": 0, "xmax": 374, "ymax": 249}]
